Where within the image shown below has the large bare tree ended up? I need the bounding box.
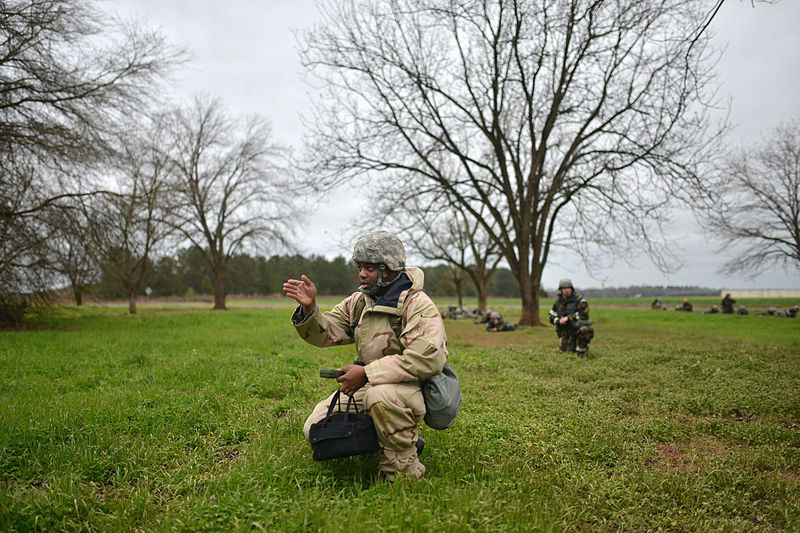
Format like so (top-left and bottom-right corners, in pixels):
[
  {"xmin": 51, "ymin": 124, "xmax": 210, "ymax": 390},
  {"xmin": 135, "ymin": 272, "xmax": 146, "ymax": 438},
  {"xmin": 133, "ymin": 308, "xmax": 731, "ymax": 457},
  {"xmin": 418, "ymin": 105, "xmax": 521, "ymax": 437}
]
[
  {"xmin": 709, "ymin": 118, "xmax": 800, "ymax": 276},
  {"xmin": 165, "ymin": 98, "xmax": 294, "ymax": 310},
  {"xmin": 0, "ymin": 0, "xmax": 182, "ymax": 321},
  {"xmin": 300, "ymin": 0, "xmax": 726, "ymax": 325}
]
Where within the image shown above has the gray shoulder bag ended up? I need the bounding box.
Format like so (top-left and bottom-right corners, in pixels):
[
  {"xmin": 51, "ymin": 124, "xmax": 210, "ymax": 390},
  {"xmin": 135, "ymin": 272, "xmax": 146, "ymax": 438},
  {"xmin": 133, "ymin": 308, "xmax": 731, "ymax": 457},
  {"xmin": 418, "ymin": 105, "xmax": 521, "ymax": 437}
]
[{"xmin": 421, "ymin": 362, "xmax": 461, "ymax": 430}]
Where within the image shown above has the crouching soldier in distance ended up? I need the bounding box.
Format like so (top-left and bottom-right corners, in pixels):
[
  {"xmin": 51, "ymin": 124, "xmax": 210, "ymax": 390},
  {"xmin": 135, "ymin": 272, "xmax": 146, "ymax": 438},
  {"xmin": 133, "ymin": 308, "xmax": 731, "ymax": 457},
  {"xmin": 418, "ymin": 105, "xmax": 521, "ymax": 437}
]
[
  {"xmin": 549, "ymin": 278, "xmax": 594, "ymax": 357},
  {"xmin": 721, "ymin": 293, "xmax": 736, "ymax": 314},
  {"xmin": 486, "ymin": 311, "xmax": 517, "ymax": 332},
  {"xmin": 282, "ymin": 231, "xmax": 448, "ymax": 481}
]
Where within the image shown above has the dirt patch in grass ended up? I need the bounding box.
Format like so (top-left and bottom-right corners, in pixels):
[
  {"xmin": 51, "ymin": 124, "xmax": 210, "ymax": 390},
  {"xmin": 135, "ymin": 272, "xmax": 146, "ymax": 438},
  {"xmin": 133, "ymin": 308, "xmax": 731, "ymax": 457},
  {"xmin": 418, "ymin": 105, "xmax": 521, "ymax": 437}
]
[
  {"xmin": 215, "ymin": 449, "xmax": 241, "ymax": 463},
  {"xmin": 649, "ymin": 444, "xmax": 701, "ymax": 474},
  {"xmin": 649, "ymin": 438, "xmax": 728, "ymax": 474},
  {"xmin": 445, "ymin": 320, "xmax": 550, "ymax": 349},
  {"xmin": 458, "ymin": 330, "xmax": 542, "ymax": 348},
  {"xmin": 776, "ymin": 470, "xmax": 799, "ymax": 482}
]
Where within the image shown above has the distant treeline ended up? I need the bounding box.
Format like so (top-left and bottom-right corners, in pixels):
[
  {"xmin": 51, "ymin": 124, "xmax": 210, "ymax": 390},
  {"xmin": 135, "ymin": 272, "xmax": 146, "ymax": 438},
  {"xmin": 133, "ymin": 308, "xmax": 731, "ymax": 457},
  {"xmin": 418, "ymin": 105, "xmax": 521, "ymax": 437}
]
[{"xmin": 91, "ymin": 248, "xmax": 526, "ymax": 300}]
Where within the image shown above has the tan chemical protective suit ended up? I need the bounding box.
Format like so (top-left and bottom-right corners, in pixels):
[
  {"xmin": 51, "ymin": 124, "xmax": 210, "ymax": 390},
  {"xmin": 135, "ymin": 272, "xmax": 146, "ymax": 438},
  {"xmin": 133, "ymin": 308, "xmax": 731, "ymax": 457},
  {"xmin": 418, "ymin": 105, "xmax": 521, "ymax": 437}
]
[{"xmin": 293, "ymin": 267, "xmax": 448, "ymax": 478}]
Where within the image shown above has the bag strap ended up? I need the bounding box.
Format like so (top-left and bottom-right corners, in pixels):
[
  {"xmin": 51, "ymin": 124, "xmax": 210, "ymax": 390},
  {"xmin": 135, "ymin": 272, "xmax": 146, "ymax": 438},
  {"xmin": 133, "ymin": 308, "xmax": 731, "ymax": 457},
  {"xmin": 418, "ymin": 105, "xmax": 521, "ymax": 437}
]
[
  {"xmin": 388, "ymin": 314, "xmax": 402, "ymax": 339},
  {"xmin": 348, "ymin": 293, "xmax": 367, "ymax": 340}
]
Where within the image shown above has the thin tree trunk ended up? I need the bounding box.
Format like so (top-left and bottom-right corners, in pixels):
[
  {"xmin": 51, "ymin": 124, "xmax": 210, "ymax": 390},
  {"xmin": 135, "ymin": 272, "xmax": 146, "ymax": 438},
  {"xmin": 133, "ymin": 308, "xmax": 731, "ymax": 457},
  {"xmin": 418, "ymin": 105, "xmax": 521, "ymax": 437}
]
[
  {"xmin": 128, "ymin": 288, "xmax": 137, "ymax": 315},
  {"xmin": 213, "ymin": 268, "xmax": 227, "ymax": 310}
]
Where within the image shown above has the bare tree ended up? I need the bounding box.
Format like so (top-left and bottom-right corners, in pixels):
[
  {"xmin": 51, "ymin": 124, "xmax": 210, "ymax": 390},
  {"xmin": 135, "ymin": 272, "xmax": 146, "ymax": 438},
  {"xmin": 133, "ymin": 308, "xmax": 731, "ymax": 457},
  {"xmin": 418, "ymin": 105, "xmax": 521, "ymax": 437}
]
[
  {"xmin": 0, "ymin": 154, "xmax": 54, "ymax": 324},
  {"xmin": 0, "ymin": 0, "xmax": 182, "ymax": 320},
  {"xmin": 710, "ymin": 118, "xmax": 800, "ymax": 276},
  {"xmin": 84, "ymin": 120, "xmax": 176, "ymax": 314},
  {"xmin": 165, "ymin": 97, "xmax": 294, "ymax": 310},
  {"xmin": 300, "ymin": 0, "xmax": 726, "ymax": 325},
  {"xmin": 43, "ymin": 204, "xmax": 99, "ymax": 306}
]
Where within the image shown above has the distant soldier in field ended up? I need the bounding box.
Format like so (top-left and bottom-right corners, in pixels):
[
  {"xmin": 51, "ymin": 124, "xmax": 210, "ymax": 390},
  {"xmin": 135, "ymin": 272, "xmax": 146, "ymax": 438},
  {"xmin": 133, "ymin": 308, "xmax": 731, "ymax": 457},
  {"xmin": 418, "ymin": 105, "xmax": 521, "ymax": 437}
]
[
  {"xmin": 651, "ymin": 298, "xmax": 663, "ymax": 310},
  {"xmin": 548, "ymin": 278, "xmax": 594, "ymax": 357},
  {"xmin": 787, "ymin": 305, "xmax": 799, "ymax": 318},
  {"xmin": 721, "ymin": 293, "xmax": 736, "ymax": 314},
  {"xmin": 680, "ymin": 299, "xmax": 693, "ymax": 312},
  {"xmin": 705, "ymin": 305, "xmax": 720, "ymax": 314},
  {"xmin": 465, "ymin": 307, "xmax": 481, "ymax": 319},
  {"xmin": 282, "ymin": 231, "xmax": 448, "ymax": 481},
  {"xmin": 485, "ymin": 311, "xmax": 517, "ymax": 332},
  {"xmin": 474, "ymin": 310, "xmax": 493, "ymax": 324},
  {"xmin": 737, "ymin": 305, "xmax": 749, "ymax": 315}
]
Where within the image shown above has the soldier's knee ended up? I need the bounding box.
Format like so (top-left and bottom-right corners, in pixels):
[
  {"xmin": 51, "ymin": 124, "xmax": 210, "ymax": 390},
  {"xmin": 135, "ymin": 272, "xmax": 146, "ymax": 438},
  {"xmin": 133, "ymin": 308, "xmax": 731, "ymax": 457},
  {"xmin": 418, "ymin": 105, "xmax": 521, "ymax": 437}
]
[
  {"xmin": 364, "ymin": 383, "xmax": 393, "ymax": 406},
  {"xmin": 364, "ymin": 383, "xmax": 424, "ymax": 420}
]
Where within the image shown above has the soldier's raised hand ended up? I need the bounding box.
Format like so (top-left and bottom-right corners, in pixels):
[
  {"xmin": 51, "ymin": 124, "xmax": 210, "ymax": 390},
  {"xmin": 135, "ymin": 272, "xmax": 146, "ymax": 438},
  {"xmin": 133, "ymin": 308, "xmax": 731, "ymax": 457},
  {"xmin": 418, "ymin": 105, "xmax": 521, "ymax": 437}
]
[{"xmin": 282, "ymin": 275, "xmax": 317, "ymax": 315}]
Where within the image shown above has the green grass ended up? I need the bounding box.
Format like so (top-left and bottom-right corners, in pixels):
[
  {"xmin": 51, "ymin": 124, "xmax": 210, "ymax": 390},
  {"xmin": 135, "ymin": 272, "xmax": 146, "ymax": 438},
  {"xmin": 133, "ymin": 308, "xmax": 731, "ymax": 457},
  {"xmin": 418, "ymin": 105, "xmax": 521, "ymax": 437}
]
[{"xmin": 1, "ymin": 301, "xmax": 798, "ymax": 532}]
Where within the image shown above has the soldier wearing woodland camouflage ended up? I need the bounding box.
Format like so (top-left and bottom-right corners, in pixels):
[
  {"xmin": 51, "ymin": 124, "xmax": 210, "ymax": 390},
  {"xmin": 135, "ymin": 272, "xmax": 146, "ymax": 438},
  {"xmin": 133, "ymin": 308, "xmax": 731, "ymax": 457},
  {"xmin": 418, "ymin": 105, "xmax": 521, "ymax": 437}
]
[
  {"xmin": 283, "ymin": 231, "xmax": 448, "ymax": 481},
  {"xmin": 721, "ymin": 293, "xmax": 736, "ymax": 314},
  {"xmin": 548, "ymin": 278, "xmax": 594, "ymax": 357},
  {"xmin": 486, "ymin": 311, "xmax": 517, "ymax": 332}
]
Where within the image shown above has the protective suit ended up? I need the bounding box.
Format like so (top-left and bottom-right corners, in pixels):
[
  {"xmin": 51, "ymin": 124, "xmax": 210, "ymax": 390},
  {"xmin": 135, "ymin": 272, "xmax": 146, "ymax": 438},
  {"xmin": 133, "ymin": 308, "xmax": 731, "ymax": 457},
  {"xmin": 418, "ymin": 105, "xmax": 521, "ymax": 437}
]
[{"xmin": 293, "ymin": 266, "xmax": 448, "ymax": 479}]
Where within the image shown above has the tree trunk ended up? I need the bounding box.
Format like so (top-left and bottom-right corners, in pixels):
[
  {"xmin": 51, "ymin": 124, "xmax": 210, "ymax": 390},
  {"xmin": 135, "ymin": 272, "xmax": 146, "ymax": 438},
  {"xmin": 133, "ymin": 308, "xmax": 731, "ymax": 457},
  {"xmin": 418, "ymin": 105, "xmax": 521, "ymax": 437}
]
[
  {"xmin": 518, "ymin": 271, "xmax": 543, "ymax": 326},
  {"xmin": 455, "ymin": 278, "xmax": 463, "ymax": 309},
  {"xmin": 128, "ymin": 288, "xmax": 137, "ymax": 315},
  {"xmin": 213, "ymin": 268, "xmax": 227, "ymax": 310},
  {"xmin": 73, "ymin": 285, "xmax": 83, "ymax": 306},
  {"xmin": 475, "ymin": 279, "xmax": 488, "ymax": 311}
]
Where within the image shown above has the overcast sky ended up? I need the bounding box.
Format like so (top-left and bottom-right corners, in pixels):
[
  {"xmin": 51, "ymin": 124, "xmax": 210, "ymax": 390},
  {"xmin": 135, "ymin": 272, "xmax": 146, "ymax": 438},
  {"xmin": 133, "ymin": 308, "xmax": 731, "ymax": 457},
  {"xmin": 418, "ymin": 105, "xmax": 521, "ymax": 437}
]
[{"xmin": 112, "ymin": 0, "xmax": 800, "ymax": 291}]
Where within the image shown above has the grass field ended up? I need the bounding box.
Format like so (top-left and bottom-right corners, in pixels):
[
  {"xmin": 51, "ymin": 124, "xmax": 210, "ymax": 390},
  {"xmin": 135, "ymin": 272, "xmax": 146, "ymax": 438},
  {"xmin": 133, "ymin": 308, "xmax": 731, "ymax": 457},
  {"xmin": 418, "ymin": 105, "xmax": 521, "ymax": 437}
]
[{"xmin": 1, "ymin": 299, "xmax": 799, "ymax": 532}]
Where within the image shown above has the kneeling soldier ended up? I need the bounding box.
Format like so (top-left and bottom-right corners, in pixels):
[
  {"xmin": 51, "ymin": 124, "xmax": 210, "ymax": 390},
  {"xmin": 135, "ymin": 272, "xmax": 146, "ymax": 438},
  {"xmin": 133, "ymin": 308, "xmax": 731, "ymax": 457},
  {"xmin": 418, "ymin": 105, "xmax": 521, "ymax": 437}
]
[
  {"xmin": 548, "ymin": 278, "xmax": 594, "ymax": 357},
  {"xmin": 283, "ymin": 231, "xmax": 448, "ymax": 481}
]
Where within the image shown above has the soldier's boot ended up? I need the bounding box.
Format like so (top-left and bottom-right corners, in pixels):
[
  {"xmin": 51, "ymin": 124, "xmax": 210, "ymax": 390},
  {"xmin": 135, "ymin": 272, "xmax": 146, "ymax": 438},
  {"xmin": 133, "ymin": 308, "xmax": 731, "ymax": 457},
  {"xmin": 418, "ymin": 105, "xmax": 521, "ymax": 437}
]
[
  {"xmin": 576, "ymin": 326, "xmax": 594, "ymax": 357},
  {"xmin": 569, "ymin": 337, "xmax": 578, "ymax": 353},
  {"xmin": 559, "ymin": 336, "xmax": 569, "ymax": 352},
  {"xmin": 379, "ymin": 445, "xmax": 425, "ymax": 482}
]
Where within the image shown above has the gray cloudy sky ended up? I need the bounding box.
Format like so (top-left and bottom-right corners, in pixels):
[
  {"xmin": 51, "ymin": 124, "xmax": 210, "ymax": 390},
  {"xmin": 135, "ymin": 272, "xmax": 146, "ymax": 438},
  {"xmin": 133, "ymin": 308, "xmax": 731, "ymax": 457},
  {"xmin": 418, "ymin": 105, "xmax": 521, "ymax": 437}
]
[{"xmin": 112, "ymin": 0, "xmax": 800, "ymax": 291}]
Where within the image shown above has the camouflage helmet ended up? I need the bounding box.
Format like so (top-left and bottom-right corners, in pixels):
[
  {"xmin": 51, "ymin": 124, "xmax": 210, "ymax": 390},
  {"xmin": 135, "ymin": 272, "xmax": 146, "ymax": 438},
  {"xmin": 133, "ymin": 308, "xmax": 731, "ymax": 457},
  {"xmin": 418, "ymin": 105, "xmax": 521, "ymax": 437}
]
[
  {"xmin": 558, "ymin": 278, "xmax": 574, "ymax": 289},
  {"xmin": 352, "ymin": 231, "xmax": 406, "ymax": 271}
]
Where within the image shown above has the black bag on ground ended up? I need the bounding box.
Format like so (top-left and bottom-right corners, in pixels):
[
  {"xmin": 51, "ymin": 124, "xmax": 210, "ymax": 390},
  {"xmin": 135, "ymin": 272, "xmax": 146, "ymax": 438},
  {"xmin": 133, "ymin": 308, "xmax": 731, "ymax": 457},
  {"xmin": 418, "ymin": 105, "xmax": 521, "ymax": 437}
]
[
  {"xmin": 422, "ymin": 362, "xmax": 462, "ymax": 430},
  {"xmin": 308, "ymin": 390, "xmax": 380, "ymax": 461}
]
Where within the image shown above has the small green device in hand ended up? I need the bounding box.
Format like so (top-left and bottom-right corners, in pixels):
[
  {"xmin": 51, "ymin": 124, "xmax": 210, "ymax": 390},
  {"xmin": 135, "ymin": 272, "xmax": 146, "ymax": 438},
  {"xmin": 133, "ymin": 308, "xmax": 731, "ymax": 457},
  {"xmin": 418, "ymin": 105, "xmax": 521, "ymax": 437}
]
[{"xmin": 319, "ymin": 368, "xmax": 345, "ymax": 379}]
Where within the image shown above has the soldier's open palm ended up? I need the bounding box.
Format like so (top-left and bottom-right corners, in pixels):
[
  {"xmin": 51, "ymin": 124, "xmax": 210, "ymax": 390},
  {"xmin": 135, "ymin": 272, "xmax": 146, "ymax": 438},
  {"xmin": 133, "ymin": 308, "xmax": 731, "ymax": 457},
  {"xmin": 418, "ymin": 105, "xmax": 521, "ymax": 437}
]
[{"xmin": 282, "ymin": 275, "xmax": 317, "ymax": 307}]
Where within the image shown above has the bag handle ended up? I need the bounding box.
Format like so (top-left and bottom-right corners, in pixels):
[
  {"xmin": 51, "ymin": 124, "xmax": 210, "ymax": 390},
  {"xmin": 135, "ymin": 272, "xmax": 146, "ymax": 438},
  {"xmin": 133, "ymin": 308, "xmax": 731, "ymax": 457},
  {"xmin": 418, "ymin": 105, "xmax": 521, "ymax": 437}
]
[{"xmin": 322, "ymin": 390, "xmax": 361, "ymax": 424}]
